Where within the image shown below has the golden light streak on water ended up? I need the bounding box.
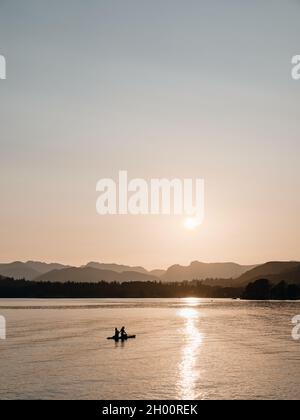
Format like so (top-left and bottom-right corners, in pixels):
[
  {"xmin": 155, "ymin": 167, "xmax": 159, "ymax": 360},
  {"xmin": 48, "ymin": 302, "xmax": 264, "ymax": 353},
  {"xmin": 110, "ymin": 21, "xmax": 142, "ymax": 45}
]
[{"xmin": 177, "ymin": 305, "xmax": 203, "ymax": 399}]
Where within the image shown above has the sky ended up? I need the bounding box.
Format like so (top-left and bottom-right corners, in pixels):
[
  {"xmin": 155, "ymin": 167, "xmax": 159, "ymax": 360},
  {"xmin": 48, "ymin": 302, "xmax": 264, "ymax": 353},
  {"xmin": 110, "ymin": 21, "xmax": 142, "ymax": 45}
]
[{"xmin": 0, "ymin": 0, "xmax": 299, "ymax": 269}]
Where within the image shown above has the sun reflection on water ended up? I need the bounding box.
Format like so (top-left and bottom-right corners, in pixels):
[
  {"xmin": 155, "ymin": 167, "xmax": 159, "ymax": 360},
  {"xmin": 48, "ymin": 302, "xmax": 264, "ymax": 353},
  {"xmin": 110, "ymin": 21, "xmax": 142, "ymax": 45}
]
[{"xmin": 177, "ymin": 305, "xmax": 203, "ymax": 400}]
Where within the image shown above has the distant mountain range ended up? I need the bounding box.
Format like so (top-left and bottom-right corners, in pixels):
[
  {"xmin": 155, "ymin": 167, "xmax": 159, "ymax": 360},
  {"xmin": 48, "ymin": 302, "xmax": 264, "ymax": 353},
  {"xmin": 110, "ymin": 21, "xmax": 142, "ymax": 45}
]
[
  {"xmin": 33, "ymin": 267, "xmax": 159, "ymax": 283},
  {"xmin": 84, "ymin": 261, "xmax": 148, "ymax": 274},
  {"xmin": 26, "ymin": 261, "xmax": 71, "ymax": 274},
  {"xmin": 0, "ymin": 262, "xmax": 40, "ymax": 280},
  {"xmin": 0, "ymin": 261, "xmax": 70, "ymax": 280},
  {"xmin": 162, "ymin": 261, "xmax": 255, "ymax": 283},
  {"xmin": 0, "ymin": 260, "xmax": 300, "ymax": 286}
]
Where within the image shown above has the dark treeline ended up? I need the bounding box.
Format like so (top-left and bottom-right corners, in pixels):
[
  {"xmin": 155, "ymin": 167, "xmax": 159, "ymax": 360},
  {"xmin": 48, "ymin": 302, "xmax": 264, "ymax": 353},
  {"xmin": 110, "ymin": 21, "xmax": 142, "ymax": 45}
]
[
  {"xmin": 0, "ymin": 277, "xmax": 242, "ymax": 299},
  {"xmin": 0, "ymin": 277, "xmax": 299, "ymax": 300},
  {"xmin": 243, "ymin": 279, "xmax": 300, "ymax": 300}
]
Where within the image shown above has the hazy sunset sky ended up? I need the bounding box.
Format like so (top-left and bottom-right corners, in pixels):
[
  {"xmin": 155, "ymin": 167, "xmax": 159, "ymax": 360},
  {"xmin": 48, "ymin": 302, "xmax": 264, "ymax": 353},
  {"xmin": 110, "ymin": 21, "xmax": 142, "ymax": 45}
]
[{"xmin": 0, "ymin": 0, "xmax": 299, "ymax": 269}]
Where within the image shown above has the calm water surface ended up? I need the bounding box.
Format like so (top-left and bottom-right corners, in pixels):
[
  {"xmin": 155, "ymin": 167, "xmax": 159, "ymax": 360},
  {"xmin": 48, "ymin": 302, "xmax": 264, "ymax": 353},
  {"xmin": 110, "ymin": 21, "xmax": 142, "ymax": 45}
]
[{"xmin": 0, "ymin": 298, "xmax": 299, "ymax": 400}]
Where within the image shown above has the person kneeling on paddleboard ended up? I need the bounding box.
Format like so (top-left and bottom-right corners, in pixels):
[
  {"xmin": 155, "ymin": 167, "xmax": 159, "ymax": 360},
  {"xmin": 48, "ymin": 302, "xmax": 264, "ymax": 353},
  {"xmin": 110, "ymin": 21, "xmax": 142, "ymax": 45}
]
[
  {"xmin": 120, "ymin": 326, "xmax": 127, "ymax": 339},
  {"xmin": 114, "ymin": 327, "xmax": 120, "ymax": 340}
]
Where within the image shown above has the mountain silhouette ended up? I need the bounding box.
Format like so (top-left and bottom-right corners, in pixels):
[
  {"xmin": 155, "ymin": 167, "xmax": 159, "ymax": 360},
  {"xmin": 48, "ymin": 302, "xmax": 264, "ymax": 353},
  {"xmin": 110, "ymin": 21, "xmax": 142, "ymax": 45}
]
[
  {"xmin": 234, "ymin": 261, "xmax": 300, "ymax": 286},
  {"xmin": 25, "ymin": 261, "xmax": 70, "ymax": 274},
  {"xmin": 1, "ymin": 259, "xmax": 300, "ymax": 285},
  {"xmin": 33, "ymin": 267, "xmax": 159, "ymax": 283},
  {"xmin": 83, "ymin": 261, "xmax": 148, "ymax": 274},
  {"xmin": 0, "ymin": 262, "xmax": 40, "ymax": 280},
  {"xmin": 162, "ymin": 261, "xmax": 256, "ymax": 282}
]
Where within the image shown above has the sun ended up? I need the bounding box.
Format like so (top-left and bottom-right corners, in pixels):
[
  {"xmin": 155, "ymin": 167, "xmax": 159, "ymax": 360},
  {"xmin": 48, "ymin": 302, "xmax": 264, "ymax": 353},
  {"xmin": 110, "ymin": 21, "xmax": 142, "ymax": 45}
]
[{"xmin": 184, "ymin": 217, "xmax": 200, "ymax": 230}]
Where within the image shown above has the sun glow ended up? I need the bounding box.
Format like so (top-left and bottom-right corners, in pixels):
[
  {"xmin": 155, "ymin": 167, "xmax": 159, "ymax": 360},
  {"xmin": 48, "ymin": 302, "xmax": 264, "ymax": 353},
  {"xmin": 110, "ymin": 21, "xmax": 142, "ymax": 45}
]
[{"xmin": 184, "ymin": 217, "xmax": 200, "ymax": 230}]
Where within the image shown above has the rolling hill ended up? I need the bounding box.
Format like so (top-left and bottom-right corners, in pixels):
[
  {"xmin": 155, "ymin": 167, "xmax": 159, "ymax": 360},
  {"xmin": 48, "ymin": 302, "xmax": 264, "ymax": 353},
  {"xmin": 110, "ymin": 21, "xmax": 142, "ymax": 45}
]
[{"xmin": 234, "ymin": 261, "xmax": 300, "ymax": 286}]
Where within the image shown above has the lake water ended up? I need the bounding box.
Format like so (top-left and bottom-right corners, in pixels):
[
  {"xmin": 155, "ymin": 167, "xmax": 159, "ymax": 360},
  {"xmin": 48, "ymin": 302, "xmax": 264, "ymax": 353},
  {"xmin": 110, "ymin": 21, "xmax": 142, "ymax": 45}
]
[{"xmin": 0, "ymin": 298, "xmax": 299, "ymax": 400}]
